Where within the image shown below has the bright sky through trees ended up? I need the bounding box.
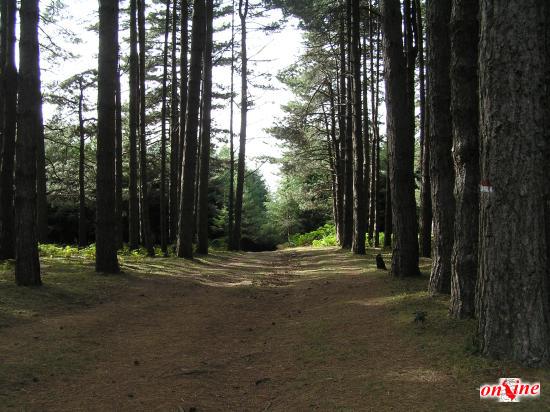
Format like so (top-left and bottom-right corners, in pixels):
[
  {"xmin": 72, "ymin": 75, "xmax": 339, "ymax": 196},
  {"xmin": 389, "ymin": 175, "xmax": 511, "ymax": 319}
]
[{"xmin": 40, "ymin": 0, "xmax": 304, "ymax": 190}]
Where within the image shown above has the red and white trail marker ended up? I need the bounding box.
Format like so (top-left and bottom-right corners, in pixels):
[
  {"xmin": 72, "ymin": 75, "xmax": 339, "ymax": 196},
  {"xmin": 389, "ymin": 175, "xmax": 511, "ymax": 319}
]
[{"xmin": 480, "ymin": 179, "xmax": 494, "ymax": 193}]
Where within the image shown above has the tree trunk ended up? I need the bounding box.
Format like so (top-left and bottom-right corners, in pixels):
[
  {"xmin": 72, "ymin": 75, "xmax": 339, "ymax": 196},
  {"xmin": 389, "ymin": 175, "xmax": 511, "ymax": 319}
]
[
  {"xmin": 341, "ymin": 3, "xmax": 353, "ymax": 250},
  {"xmin": 427, "ymin": 0, "xmax": 454, "ymax": 293},
  {"xmin": 95, "ymin": 0, "xmax": 120, "ymax": 274},
  {"xmin": 227, "ymin": 0, "xmax": 236, "ymax": 248},
  {"xmin": 350, "ymin": 0, "xmax": 365, "ymax": 255},
  {"xmin": 138, "ymin": 0, "xmax": 154, "ymax": 256},
  {"xmin": 194, "ymin": 98, "xmax": 202, "ymax": 241},
  {"xmin": 128, "ymin": 0, "xmax": 140, "ymax": 250},
  {"xmin": 372, "ymin": 6, "xmax": 381, "ymax": 248},
  {"xmin": 366, "ymin": 17, "xmax": 375, "ymax": 245},
  {"xmin": 0, "ymin": 0, "xmax": 5, "ymax": 160},
  {"xmin": 177, "ymin": 0, "xmax": 205, "ymax": 259},
  {"xmin": 403, "ymin": 0, "xmax": 417, "ymax": 154},
  {"xmin": 383, "ymin": 151, "xmax": 391, "ymax": 248},
  {"xmin": 337, "ymin": 14, "xmax": 347, "ymax": 247},
  {"xmin": 404, "ymin": 0, "xmax": 418, "ymax": 258},
  {"xmin": 327, "ymin": 133, "xmax": 338, "ymax": 232},
  {"xmin": 417, "ymin": 0, "xmax": 432, "ymax": 258},
  {"xmin": 178, "ymin": 0, "xmax": 189, "ymax": 221},
  {"xmin": 78, "ymin": 80, "xmax": 87, "ymax": 247},
  {"xmin": 419, "ymin": 111, "xmax": 432, "ymax": 257},
  {"xmin": 449, "ymin": 0, "xmax": 479, "ymax": 319},
  {"xmin": 14, "ymin": 0, "xmax": 42, "ymax": 285},
  {"xmin": 343, "ymin": 3, "xmax": 354, "ymax": 251},
  {"xmin": 169, "ymin": 0, "xmax": 179, "ymax": 244},
  {"xmin": 328, "ymin": 80, "xmax": 343, "ymax": 243},
  {"xmin": 160, "ymin": 0, "xmax": 171, "ymax": 256},
  {"xmin": 477, "ymin": 0, "xmax": 550, "ymax": 367},
  {"xmin": 0, "ymin": 0, "xmax": 17, "ymax": 260},
  {"xmin": 368, "ymin": 1, "xmax": 378, "ymax": 246},
  {"xmin": 404, "ymin": 0, "xmax": 417, "ymax": 269},
  {"xmin": 231, "ymin": 0, "xmax": 249, "ymax": 251},
  {"xmin": 36, "ymin": 105, "xmax": 47, "ymax": 243},
  {"xmin": 115, "ymin": 62, "xmax": 123, "ymax": 249},
  {"xmin": 381, "ymin": 0, "xmax": 419, "ymax": 277},
  {"xmin": 197, "ymin": 0, "xmax": 214, "ymax": 255},
  {"xmin": 322, "ymin": 101, "xmax": 338, "ymax": 230}
]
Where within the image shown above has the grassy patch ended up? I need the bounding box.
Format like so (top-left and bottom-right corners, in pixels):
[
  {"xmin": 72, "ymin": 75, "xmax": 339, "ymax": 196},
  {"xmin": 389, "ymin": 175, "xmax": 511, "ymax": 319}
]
[
  {"xmin": 0, "ymin": 258, "xmax": 135, "ymax": 327},
  {"xmin": 377, "ymin": 270, "xmax": 550, "ymax": 391}
]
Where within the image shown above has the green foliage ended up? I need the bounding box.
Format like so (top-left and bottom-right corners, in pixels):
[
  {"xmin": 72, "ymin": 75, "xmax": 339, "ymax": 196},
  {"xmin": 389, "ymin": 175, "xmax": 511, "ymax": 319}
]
[
  {"xmin": 38, "ymin": 244, "xmax": 173, "ymax": 260},
  {"xmin": 290, "ymin": 224, "xmax": 336, "ymax": 247},
  {"xmin": 39, "ymin": 244, "xmax": 96, "ymax": 259},
  {"xmin": 241, "ymin": 172, "xmax": 270, "ymax": 242},
  {"xmin": 366, "ymin": 232, "xmax": 386, "ymax": 248},
  {"xmin": 312, "ymin": 233, "xmax": 337, "ymax": 247},
  {"xmin": 210, "ymin": 147, "xmax": 281, "ymax": 248}
]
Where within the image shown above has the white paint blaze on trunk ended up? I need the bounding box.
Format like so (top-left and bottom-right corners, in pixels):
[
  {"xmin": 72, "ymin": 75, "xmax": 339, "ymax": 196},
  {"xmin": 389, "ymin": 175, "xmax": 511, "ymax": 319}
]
[{"xmin": 477, "ymin": 0, "xmax": 550, "ymax": 367}]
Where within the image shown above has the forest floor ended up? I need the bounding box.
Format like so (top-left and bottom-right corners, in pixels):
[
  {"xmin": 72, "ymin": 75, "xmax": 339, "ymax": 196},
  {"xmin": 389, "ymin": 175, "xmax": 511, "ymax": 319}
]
[{"xmin": 0, "ymin": 247, "xmax": 548, "ymax": 411}]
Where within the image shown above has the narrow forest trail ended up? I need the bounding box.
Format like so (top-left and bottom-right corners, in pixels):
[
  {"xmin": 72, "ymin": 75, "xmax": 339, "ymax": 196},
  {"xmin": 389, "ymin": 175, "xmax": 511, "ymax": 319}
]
[{"xmin": 1, "ymin": 248, "xmax": 548, "ymax": 411}]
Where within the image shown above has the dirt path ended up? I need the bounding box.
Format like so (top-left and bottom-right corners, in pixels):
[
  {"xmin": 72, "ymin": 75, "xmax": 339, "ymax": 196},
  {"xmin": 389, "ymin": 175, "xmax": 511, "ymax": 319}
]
[{"xmin": 1, "ymin": 248, "xmax": 546, "ymax": 411}]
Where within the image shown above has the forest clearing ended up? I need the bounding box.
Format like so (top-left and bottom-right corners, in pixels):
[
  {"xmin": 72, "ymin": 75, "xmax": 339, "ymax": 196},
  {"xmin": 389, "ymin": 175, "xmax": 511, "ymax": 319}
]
[{"xmin": 1, "ymin": 248, "xmax": 548, "ymax": 410}]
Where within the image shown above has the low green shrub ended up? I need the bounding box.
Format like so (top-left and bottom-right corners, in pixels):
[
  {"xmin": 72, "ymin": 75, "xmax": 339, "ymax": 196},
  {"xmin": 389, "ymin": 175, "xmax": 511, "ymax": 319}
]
[
  {"xmin": 312, "ymin": 233, "xmax": 337, "ymax": 247},
  {"xmin": 291, "ymin": 224, "xmax": 336, "ymax": 247},
  {"xmin": 38, "ymin": 243, "xmax": 158, "ymax": 260},
  {"xmin": 38, "ymin": 244, "xmax": 95, "ymax": 259}
]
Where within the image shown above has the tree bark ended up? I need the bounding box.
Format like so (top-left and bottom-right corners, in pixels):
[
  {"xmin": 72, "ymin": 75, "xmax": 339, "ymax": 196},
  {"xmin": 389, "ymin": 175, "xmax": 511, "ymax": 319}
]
[
  {"xmin": 0, "ymin": 0, "xmax": 5, "ymax": 160},
  {"xmin": 427, "ymin": 0, "xmax": 454, "ymax": 293},
  {"xmin": 350, "ymin": 0, "xmax": 365, "ymax": 255},
  {"xmin": 194, "ymin": 97, "xmax": 202, "ymax": 241},
  {"xmin": 477, "ymin": 0, "xmax": 550, "ymax": 367},
  {"xmin": 36, "ymin": 103, "xmax": 47, "ymax": 243},
  {"xmin": 328, "ymin": 80, "xmax": 343, "ymax": 243},
  {"xmin": 383, "ymin": 151, "xmax": 391, "ymax": 248},
  {"xmin": 449, "ymin": 0, "xmax": 479, "ymax": 319},
  {"xmin": 403, "ymin": 0, "xmax": 417, "ymax": 177},
  {"xmin": 177, "ymin": 0, "xmax": 205, "ymax": 258},
  {"xmin": 0, "ymin": 0, "xmax": 17, "ymax": 260},
  {"xmin": 160, "ymin": 0, "xmax": 171, "ymax": 256},
  {"xmin": 128, "ymin": 0, "xmax": 140, "ymax": 250},
  {"xmin": 115, "ymin": 62, "xmax": 123, "ymax": 249},
  {"xmin": 381, "ymin": 0, "xmax": 419, "ymax": 277},
  {"xmin": 372, "ymin": 6, "xmax": 381, "ymax": 248},
  {"xmin": 178, "ymin": 0, "xmax": 189, "ymax": 223},
  {"xmin": 337, "ymin": 12, "xmax": 347, "ymax": 247},
  {"xmin": 78, "ymin": 79, "xmax": 87, "ymax": 247},
  {"xmin": 404, "ymin": 0, "xmax": 418, "ymax": 259},
  {"xmin": 95, "ymin": 0, "xmax": 120, "ymax": 273},
  {"xmin": 366, "ymin": 9, "xmax": 375, "ymax": 246},
  {"xmin": 231, "ymin": 0, "xmax": 249, "ymax": 251},
  {"xmin": 169, "ymin": 0, "xmax": 179, "ymax": 243},
  {"xmin": 227, "ymin": 0, "xmax": 236, "ymax": 248},
  {"xmin": 197, "ymin": 0, "xmax": 214, "ymax": 255},
  {"xmin": 342, "ymin": 0, "xmax": 353, "ymax": 251},
  {"xmin": 14, "ymin": 0, "xmax": 42, "ymax": 285},
  {"xmin": 138, "ymin": 0, "xmax": 154, "ymax": 256},
  {"xmin": 417, "ymin": 0, "xmax": 431, "ymax": 258}
]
